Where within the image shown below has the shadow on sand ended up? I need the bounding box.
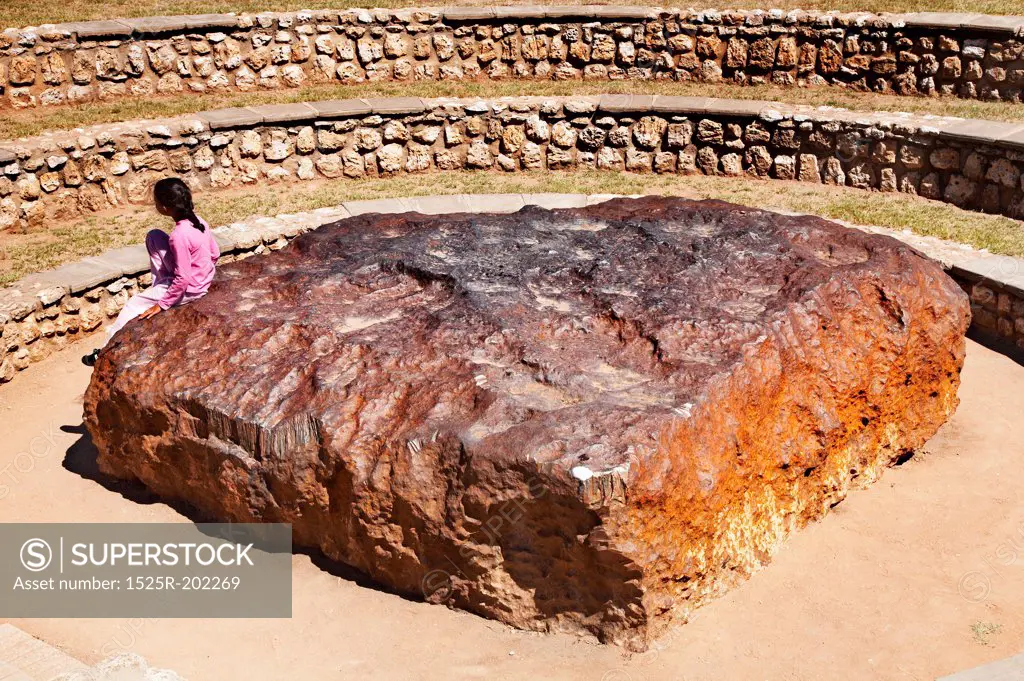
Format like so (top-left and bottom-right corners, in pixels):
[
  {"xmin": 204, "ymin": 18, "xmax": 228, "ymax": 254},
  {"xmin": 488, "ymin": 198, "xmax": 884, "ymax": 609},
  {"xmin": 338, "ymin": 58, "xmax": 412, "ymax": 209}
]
[
  {"xmin": 60, "ymin": 423, "xmax": 413, "ymax": 598},
  {"xmin": 968, "ymin": 327, "xmax": 1024, "ymax": 367}
]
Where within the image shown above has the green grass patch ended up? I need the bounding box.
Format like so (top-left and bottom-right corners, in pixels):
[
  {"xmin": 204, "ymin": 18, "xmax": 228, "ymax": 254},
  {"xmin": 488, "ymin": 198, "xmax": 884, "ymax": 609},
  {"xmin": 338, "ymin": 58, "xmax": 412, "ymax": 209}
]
[{"xmin": 971, "ymin": 621, "xmax": 1002, "ymax": 646}]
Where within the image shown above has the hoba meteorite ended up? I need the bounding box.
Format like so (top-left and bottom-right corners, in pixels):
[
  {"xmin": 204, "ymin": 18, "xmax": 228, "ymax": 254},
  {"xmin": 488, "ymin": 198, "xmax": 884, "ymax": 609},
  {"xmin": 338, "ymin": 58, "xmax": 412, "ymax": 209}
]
[{"xmin": 85, "ymin": 197, "xmax": 969, "ymax": 649}]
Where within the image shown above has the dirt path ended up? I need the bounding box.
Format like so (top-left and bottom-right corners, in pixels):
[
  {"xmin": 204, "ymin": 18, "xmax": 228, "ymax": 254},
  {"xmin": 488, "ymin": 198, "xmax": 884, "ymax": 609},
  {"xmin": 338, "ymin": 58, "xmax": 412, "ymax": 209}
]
[{"xmin": 1, "ymin": 335, "xmax": 1022, "ymax": 681}]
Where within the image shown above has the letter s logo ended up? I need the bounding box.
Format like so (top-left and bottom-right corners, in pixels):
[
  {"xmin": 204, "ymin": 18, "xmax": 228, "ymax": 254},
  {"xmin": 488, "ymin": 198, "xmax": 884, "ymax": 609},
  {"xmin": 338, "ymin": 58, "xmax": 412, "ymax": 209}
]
[{"xmin": 20, "ymin": 538, "xmax": 52, "ymax": 572}]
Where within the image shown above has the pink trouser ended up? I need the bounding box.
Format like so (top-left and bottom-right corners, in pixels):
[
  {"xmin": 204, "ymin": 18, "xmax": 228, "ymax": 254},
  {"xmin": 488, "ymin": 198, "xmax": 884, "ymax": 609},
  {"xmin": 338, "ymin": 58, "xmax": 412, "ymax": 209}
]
[{"xmin": 103, "ymin": 230, "xmax": 204, "ymax": 345}]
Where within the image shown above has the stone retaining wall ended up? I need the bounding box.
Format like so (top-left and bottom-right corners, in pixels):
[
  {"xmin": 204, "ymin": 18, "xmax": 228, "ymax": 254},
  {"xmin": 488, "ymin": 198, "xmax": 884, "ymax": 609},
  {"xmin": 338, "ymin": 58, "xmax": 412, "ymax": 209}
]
[
  {"xmin": 952, "ymin": 256, "xmax": 1024, "ymax": 348},
  {"xmin": 2, "ymin": 192, "xmax": 1024, "ymax": 385},
  {"xmin": 2, "ymin": 94, "xmax": 1024, "ymax": 232},
  {"xmin": 2, "ymin": 8, "xmax": 1023, "ymax": 110}
]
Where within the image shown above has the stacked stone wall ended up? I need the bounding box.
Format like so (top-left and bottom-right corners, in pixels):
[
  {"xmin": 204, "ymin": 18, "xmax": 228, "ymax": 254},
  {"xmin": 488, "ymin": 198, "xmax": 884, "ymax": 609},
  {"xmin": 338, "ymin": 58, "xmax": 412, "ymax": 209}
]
[
  {"xmin": 1, "ymin": 8, "xmax": 1023, "ymax": 110},
  {"xmin": 1, "ymin": 95, "xmax": 1023, "ymax": 233}
]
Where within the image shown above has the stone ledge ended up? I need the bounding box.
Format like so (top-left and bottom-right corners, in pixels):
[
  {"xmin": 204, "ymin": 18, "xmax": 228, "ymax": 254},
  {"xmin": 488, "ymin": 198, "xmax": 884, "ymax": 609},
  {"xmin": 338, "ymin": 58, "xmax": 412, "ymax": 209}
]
[
  {"xmin": 702, "ymin": 98, "xmax": 770, "ymax": 117},
  {"xmin": 492, "ymin": 6, "xmax": 547, "ymax": 20},
  {"xmin": 598, "ymin": 94, "xmax": 655, "ymax": 113},
  {"xmin": 11, "ymin": 8, "xmax": 1024, "ymax": 37},
  {"xmin": 952, "ymin": 255, "xmax": 1024, "ymax": 298},
  {"xmin": 439, "ymin": 7, "xmax": 496, "ymax": 22},
  {"xmin": 198, "ymin": 107, "xmax": 264, "ymax": 130},
  {"xmin": 901, "ymin": 12, "xmax": 1024, "ymax": 34},
  {"xmin": 938, "ymin": 120, "xmax": 1024, "ymax": 146},
  {"xmin": 248, "ymin": 103, "xmax": 318, "ymax": 124},
  {"xmin": 308, "ymin": 99, "xmax": 374, "ymax": 119},
  {"xmin": 94, "ymin": 245, "xmax": 150, "ymax": 278},
  {"xmin": 589, "ymin": 5, "xmax": 660, "ymax": 19},
  {"xmin": 55, "ymin": 20, "xmax": 134, "ymax": 38},
  {"xmin": 48, "ymin": 259, "xmax": 124, "ymax": 294},
  {"xmin": 652, "ymin": 96, "xmax": 711, "ymax": 114},
  {"xmin": 181, "ymin": 13, "xmax": 241, "ymax": 30},
  {"xmin": 366, "ymin": 97, "xmax": 428, "ymax": 115},
  {"xmin": 122, "ymin": 15, "xmax": 191, "ymax": 35},
  {"xmin": 938, "ymin": 652, "xmax": 1024, "ymax": 681}
]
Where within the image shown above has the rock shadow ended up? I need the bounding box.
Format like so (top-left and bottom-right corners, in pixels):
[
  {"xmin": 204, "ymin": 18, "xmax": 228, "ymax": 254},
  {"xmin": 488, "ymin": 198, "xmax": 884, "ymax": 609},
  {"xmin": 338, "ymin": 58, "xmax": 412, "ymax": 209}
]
[
  {"xmin": 62, "ymin": 423, "xmax": 169, "ymax": 508},
  {"xmin": 60, "ymin": 423, "xmax": 414, "ymax": 599},
  {"xmin": 967, "ymin": 327, "xmax": 1024, "ymax": 367}
]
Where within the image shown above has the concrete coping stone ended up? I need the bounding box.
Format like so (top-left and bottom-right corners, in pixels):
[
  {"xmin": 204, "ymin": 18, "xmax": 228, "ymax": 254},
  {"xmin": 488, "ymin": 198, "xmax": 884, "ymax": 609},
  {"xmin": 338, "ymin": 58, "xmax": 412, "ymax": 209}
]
[
  {"xmin": 598, "ymin": 94, "xmax": 656, "ymax": 113},
  {"xmin": 492, "ymin": 6, "xmax": 548, "ymax": 20},
  {"xmin": 437, "ymin": 5, "xmax": 658, "ymax": 21},
  {"xmin": 356, "ymin": 193, "xmax": 578, "ymax": 216},
  {"xmin": 952, "ymin": 255, "xmax": 1024, "ymax": 298},
  {"xmin": 698, "ymin": 97, "xmax": 771, "ymax": 117},
  {"xmin": 587, "ymin": 193, "xmax": 630, "ymax": 206},
  {"xmin": 519, "ymin": 193, "xmax": 590, "ymax": 210},
  {"xmin": 467, "ymin": 193, "xmax": 528, "ymax": 213},
  {"xmin": 310, "ymin": 205, "xmax": 353, "ymax": 220},
  {"xmin": 651, "ymin": 95, "xmax": 709, "ymax": 114},
  {"xmin": 937, "ymin": 651, "xmax": 1024, "ymax": 681},
  {"xmin": 198, "ymin": 107, "xmax": 264, "ymax": 130},
  {"xmin": 248, "ymin": 103, "xmax": 318, "ymax": 124},
  {"xmin": 956, "ymin": 14, "xmax": 1024, "ymax": 33},
  {"xmin": 366, "ymin": 97, "xmax": 428, "ymax": 115},
  {"xmin": 900, "ymin": 12, "xmax": 972, "ymax": 29},
  {"xmin": 588, "ymin": 5, "xmax": 660, "ymax": 19},
  {"xmin": 340, "ymin": 197, "xmax": 412, "ymax": 216},
  {"xmin": 0, "ymin": 148, "xmax": 16, "ymax": 164},
  {"xmin": 219, "ymin": 227, "xmax": 260, "ymax": 251},
  {"xmin": 440, "ymin": 7, "xmax": 497, "ymax": 22},
  {"xmin": 93, "ymin": 245, "xmax": 150, "ymax": 278},
  {"xmin": 397, "ymin": 194, "xmax": 477, "ymax": 214},
  {"xmin": 51, "ymin": 14, "xmax": 236, "ymax": 38},
  {"xmin": 1003, "ymin": 127, "xmax": 1024, "ymax": 151},
  {"xmin": 342, "ymin": 194, "xmax": 530, "ymax": 216},
  {"xmin": 212, "ymin": 227, "xmax": 244, "ymax": 252},
  {"xmin": 55, "ymin": 20, "xmax": 134, "ymax": 38},
  {"xmin": 542, "ymin": 5, "xmax": 630, "ymax": 18},
  {"xmin": 13, "ymin": 7, "xmax": 1024, "ymax": 36},
  {"xmin": 938, "ymin": 119, "xmax": 1024, "ymax": 146},
  {"xmin": 46, "ymin": 258, "xmax": 123, "ymax": 294},
  {"xmin": 901, "ymin": 11, "xmax": 1023, "ymax": 33},
  {"xmin": 308, "ymin": 99, "xmax": 373, "ymax": 119},
  {"xmin": 122, "ymin": 16, "xmax": 191, "ymax": 35},
  {"xmin": 7, "ymin": 271, "xmax": 68, "ymax": 297},
  {"xmin": 181, "ymin": 14, "xmax": 241, "ymax": 30}
]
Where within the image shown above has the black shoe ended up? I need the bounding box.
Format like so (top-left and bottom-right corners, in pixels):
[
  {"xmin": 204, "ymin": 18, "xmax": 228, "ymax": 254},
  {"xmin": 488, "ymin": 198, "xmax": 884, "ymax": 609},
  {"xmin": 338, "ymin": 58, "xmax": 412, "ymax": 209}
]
[{"xmin": 82, "ymin": 349, "xmax": 100, "ymax": 367}]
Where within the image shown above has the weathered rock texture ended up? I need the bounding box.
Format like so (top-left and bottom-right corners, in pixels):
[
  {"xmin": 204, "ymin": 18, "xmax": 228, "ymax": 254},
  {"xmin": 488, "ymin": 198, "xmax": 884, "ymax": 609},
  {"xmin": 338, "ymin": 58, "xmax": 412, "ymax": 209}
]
[
  {"xmin": 85, "ymin": 197, "xmax": 969, "ymax": 648},
  {"xmin": 2, "ymin": 8, "xmax": 1023, "ymax": 110}
]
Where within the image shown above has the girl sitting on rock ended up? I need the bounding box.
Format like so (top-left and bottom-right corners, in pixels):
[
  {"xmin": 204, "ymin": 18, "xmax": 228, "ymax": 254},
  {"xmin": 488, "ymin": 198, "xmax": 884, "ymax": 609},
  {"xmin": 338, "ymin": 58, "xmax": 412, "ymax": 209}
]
[{"xmin": 83, "ymin": 178, "xmax": 219, "ymax": 366}]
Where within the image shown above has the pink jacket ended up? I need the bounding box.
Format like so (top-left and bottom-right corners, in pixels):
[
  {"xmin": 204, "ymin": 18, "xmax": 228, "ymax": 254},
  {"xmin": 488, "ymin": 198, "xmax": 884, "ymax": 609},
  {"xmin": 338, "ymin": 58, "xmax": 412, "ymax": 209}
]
[{"xmin": 158, "ymin": 218, "xmax": 220, "ymax": 310}]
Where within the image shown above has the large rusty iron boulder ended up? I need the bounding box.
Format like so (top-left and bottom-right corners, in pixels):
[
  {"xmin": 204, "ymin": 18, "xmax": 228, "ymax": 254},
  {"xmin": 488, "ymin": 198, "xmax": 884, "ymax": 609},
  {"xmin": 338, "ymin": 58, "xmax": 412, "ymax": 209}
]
[{"xmin": 84, "ymin": 197, "xmax": 970, "ymax": 649}]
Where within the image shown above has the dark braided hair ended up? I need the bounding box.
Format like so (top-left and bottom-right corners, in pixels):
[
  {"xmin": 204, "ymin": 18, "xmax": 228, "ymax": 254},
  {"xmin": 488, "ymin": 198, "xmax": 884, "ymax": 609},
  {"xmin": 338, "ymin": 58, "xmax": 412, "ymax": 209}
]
[{"xmin": 153, "ymin": 177, "xmax": 205, "ymax": 232}]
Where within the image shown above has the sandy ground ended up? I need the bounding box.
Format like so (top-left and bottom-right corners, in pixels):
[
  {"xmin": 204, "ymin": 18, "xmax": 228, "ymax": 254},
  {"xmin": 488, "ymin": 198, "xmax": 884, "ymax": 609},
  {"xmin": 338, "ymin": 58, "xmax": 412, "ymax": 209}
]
[{"xmin": 1, "ymin": 334, "xmax": 1023, "ymax": 681}]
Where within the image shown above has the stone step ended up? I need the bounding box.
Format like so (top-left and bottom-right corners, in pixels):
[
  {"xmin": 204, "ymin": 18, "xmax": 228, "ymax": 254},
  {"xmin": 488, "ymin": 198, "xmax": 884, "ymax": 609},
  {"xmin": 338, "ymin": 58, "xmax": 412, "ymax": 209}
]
[
  {"xmin": 0, "ymin": 625, "xmax": 88, "ymax": 681},
  {"xmin": 937, "ymin": 651, "xmax": 1024, "ymax": 680},
  {"xmin": 0, "ymin": 660, "xmax": 34, "ymax": 681}
]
